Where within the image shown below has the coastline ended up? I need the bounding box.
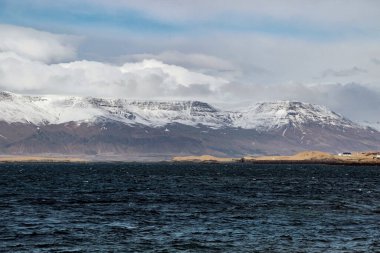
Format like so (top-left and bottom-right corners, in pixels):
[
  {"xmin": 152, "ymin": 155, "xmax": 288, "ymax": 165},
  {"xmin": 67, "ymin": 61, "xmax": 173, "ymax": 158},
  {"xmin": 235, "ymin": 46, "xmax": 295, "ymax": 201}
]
[
  {"xmin": 172, "ymin": 151, "xmax": 380, "ymax": 166},
  {"xmin": 0, "ymin": 151, "xmax": 379, "ymax": 165},
  {"xmin": 0, "ymin": 155, "xmax": 87, "ymax": 163}
]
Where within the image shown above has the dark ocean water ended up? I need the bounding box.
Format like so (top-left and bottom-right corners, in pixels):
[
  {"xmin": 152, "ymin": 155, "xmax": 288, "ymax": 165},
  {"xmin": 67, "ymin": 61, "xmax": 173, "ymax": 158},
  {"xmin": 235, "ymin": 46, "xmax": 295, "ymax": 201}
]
[{"xmin": 0, "ymin": 163, "xmax": 379, "ymax": 253}]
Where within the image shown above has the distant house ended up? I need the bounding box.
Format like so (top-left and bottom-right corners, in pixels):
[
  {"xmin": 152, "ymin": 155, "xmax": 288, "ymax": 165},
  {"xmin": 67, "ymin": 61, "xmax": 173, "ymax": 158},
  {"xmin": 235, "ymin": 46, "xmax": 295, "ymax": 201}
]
[
  {"xmin": 338, "ymin": 152, "xmax": 352, "ymax": 157},
  {"xmin": 374, "ymin": 154, "xmax": 380, "ymax": 160}
]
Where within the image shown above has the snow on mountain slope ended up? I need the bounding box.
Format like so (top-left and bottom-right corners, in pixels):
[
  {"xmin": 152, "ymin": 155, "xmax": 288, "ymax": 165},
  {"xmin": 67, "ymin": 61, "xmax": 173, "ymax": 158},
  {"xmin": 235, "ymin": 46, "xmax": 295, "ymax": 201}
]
[
  {"xmin": 361, "ymin": 121, "xmax": 380, "ymax": 131},
  {"xmin": 0, "ymin": 91, "xmax": 365, "ymax": 130},
  {"xmin": 0, "ymin": 91, "xmax": 230, "ymax": 127},
  {"xmin": 88, "ymin": 99, "xmax": 230, "ymax": 127},
  {"xmin": 232, "ymin": 101, "xmax": 359, "ymax": 131},
  {"xmin": 0, "ymin": 91, "xmax": 56, "ymax": 124},
  {"xmin": 0, "ymin": 92, "xmax": 103, "ymax": 124}
]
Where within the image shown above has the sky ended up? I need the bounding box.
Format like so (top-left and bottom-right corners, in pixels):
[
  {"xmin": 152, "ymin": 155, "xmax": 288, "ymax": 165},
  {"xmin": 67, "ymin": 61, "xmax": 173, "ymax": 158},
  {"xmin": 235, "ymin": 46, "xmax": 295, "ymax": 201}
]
[{"xmin": 0, "ymin": 0, "xmax": 379, "ymax": 122}]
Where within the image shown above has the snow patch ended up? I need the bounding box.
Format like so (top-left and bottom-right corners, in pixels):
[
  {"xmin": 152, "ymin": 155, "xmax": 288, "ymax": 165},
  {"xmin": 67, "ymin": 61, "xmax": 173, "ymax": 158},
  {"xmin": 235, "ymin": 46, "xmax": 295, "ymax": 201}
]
[{"xmin": 361, "ymin": 121, "xmax": 380, "ymax": 131}]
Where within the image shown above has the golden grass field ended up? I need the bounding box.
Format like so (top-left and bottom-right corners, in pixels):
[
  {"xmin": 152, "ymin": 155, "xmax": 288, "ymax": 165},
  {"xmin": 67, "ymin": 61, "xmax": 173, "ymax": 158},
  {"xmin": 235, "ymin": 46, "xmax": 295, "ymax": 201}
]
[
  {"xmin": 173, "ymin": 151, "xmax": 380, "ymax": 164},
  {"xmin": 0, "ymin": 156, "xmax": 87, "ymax": 163}
]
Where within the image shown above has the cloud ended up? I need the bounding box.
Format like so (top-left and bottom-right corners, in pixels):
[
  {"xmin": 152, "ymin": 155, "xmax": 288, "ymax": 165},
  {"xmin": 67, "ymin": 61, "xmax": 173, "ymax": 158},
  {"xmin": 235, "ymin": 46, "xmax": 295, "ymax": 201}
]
[
  {"xmin": 120, "ymin": 59, "xmax": 228, "ymax": 90},
  {"xmin": 0, "ymin": 25, "xmax": 227, "ymax": 100},
  {"xmin": 0, "ymin": 24, "xmax": 80, "ymax": 63},
  {"xmin": 320, "ymin": 67, "xmax": 367, "ymax": 78},
  {"xmin": 75, "ymin": 28, "xmax": 380, "ymax": 88},
  {"xmin": 3, "ymin": 0, "xmax": 380, "ymax": 42},
  {"xmin": 0, "ymin": 51, "xmax": 227, "ymax": 99},
  {"xmin": 371, "ymin": 58, "xmax": 380, "ymax": 65},
  {"xmin": 119, "ymin": 51, "xmax": 236, "ymax": 72},
  {"xmin": 0, "ymin": 24, "xmax": 379, "ymax": 123}
]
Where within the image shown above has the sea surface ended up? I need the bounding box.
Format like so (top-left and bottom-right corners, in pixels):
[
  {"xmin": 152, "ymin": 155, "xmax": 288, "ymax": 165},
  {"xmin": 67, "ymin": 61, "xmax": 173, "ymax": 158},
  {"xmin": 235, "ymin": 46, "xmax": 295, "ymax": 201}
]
[{"xmin": 0, "ymin": 163, "xmax": 379, "ymax": 252}]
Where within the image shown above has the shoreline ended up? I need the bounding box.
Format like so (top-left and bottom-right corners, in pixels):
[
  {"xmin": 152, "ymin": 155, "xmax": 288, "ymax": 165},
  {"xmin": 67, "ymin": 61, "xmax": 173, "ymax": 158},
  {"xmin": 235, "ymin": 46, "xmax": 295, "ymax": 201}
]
[
  {"xmin": 172, "ymin": 159, "xmax": 380, "ymax": 166},
  {"xmin": 0, "ymin": 160, "xmax": 379, "ymax": 166},
  {"xmin": 0, "ymin": 156, "xmax": 88, "ymax": 163},
  {"xmin": 0, "ymin": 151, "xmax": 379, "ymax": 166},
  {"xmin": 172, "ymin": 151, "xmax": 380, "ymax": 166}
]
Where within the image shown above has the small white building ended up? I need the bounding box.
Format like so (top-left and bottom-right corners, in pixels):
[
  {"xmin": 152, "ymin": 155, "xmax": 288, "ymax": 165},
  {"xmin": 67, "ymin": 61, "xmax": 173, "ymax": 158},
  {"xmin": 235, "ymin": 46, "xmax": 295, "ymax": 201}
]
[{"xmin": 338, "ymin": 152, "xmax": 352, "ymax": 157}]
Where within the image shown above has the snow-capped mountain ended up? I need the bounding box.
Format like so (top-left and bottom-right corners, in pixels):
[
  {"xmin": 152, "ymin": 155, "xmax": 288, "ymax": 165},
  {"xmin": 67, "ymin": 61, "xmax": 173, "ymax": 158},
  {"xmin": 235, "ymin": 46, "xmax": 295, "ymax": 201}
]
[
  {"xmin": 0, "ymin": 91, "xmax": 362, "ymax": 130},
  {"xmin": 231, "ymin": 101, "xmax": 359, "ymax": 131},
  {"xmin": 0, "ymin": 91, "xmax": 379, "ymax": 158},
  {"xmin": 0, "ymin": 91, "xmax": 227, "ymax": 126}
]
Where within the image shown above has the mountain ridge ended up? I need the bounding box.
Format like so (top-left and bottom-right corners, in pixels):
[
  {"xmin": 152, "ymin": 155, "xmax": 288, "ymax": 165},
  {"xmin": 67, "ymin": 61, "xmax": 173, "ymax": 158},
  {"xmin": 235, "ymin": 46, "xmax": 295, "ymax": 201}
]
[
  {"xmin": 0, "ymin": 91, "xmax": 379, "ymax": 158},
  {"xmin": 0, "ymin": 91, "xmax": 368, "ymax": 130}
]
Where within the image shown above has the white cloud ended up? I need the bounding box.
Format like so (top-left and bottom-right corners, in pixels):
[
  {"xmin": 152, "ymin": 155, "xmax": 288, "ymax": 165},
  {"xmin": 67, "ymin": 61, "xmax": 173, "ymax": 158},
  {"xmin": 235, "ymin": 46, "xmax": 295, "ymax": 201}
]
[
  {"xmin": 0, "ymin": 51, "xmax": 228, "ymax": 99},
  {"xmin": 0, "ymin": 24, "xmax": 228, "ymax": 99},
  {"xmin": 120, "ymin": 51, "xmax": 236, "ymax": 72},
  {"xmin": 0, "ymin": 24, "xmax": 80, "ymax": 63},
  {"xmin": 120, "ymin": 59, "xmax": 228, "ymax": 91}
]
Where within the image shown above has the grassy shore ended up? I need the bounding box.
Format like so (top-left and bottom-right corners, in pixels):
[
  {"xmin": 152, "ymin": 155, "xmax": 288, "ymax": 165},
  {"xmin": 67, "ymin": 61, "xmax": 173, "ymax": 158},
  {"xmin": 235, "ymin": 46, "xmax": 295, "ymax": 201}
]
[
  {"xmin": 1, "ymin": 151, "xmax": 379, "ymax": 164},
  {"xmin": 173, "ymin": 151, "xmax": 380, "ymax": 165},
  {"xmin": 0, "ymin": 155, "xmax": 87, "ymax": 163}
]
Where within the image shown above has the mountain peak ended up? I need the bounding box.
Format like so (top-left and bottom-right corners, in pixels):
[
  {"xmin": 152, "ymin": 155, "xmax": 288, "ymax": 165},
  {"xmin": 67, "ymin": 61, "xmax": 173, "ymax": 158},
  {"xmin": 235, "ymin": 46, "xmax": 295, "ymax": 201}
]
[{"xmin": 233, "ymin": 100, "xmax": 357, "ymax": 130}]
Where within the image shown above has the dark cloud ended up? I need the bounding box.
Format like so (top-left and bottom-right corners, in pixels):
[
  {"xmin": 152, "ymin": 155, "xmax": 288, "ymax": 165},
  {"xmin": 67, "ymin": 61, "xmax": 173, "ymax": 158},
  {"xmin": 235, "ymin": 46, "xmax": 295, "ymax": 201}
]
[
  {"xmin": 320, "ymin": 67, "xmax": 367, "ymax": 78},
  {"xmin": 314, "ymin": 83, "xmax": 380, "ymax": 122},
  {"xmin": 371, "ymin": 58, "xmax": 380, "ymax": 65}
]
